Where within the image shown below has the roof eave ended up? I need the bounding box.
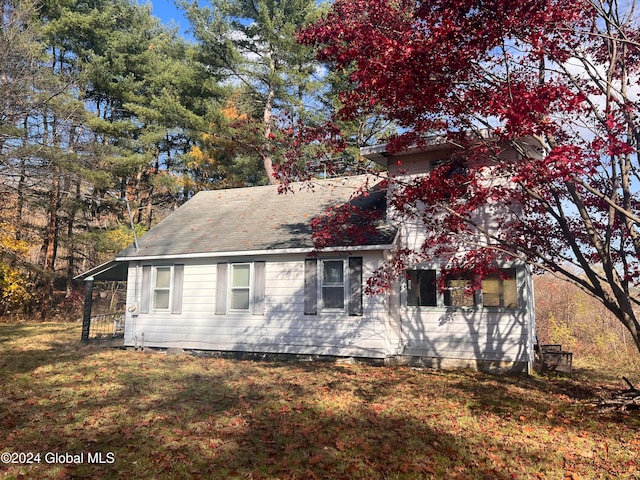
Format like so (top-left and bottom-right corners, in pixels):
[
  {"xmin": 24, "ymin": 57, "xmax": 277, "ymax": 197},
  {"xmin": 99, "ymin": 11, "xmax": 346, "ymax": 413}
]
[
  {"xmin": 74, "ymin": 259, "xmax": 129, "ymax": 281},
  {"xmin": 115, "ymin": 243, "xmax": 396, "ymax": 262},
  {"xmin": 360, "ymin": 129, "xmax": 497, "ymax": 166}
]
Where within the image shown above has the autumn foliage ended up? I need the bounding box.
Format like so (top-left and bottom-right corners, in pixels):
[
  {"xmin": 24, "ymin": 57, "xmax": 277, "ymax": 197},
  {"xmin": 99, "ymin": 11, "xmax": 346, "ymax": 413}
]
[
  {"xmin": 0, "ymin": 223, "xmax": 32, "ymax": 314},
  {"xmin": 297, "ymin": 0, "xmax": 640, "ymax": 353}
]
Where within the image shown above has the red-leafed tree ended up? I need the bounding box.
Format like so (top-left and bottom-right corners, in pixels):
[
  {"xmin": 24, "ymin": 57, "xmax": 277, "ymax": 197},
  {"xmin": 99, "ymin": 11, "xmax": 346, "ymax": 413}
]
[{"xmin": 295, "ymin": 0, "xmax": 640, "ymax": 353}]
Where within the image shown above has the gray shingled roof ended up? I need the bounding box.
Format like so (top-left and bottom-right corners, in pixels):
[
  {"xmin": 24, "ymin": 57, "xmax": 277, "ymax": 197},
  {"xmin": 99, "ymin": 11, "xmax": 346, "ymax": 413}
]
[{"xmin": 117, "ymin": 175, "xmax": 395, "ymax": 259}]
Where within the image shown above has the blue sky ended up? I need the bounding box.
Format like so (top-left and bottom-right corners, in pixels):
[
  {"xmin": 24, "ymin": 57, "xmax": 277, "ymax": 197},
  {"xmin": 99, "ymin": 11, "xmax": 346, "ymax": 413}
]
[{"xmin": 150, "ymin": 0, "xmax": 191, "ymax": 37}]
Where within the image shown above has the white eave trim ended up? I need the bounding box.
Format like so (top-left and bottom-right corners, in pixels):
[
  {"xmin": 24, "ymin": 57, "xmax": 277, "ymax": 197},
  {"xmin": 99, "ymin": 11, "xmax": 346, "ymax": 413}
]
[{"xmin": 115, "ymin": 243, "xmax": 396, "ymax": 262}]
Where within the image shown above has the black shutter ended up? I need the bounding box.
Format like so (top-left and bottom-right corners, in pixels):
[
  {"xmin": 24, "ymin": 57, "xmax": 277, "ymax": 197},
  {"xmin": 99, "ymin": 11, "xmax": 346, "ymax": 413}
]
[{"xmin": 348, "ymin": 257, "xmax": 363, "ymax": 316}]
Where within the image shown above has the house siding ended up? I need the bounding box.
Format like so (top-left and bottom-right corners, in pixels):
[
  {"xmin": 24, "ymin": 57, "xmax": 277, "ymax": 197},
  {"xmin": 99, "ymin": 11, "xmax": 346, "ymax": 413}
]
[
  {"xmin": 396, "ymin": 308, "xmax": 531, "ymax": 370},
  {"xmin": 123, "ymin": 252, "xmax": 390, "ymax": 358},
  {"xmin": 389, "ymin": 264, "xmax": 535, "ymax": 372},
  {"xmin": 384, "ymin": 149, "xmax": 536, "ymax": 372}
]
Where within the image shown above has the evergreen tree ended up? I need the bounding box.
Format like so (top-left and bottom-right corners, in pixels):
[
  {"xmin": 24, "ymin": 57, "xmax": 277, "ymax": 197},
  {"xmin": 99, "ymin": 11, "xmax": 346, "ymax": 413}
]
[
  {"xmin": 181, "ymin": 0, "xmax": 328, "ymax": 183},
  {"xmin": 2, "ymin": 0, "xmax": 223, "ymax": 315}
]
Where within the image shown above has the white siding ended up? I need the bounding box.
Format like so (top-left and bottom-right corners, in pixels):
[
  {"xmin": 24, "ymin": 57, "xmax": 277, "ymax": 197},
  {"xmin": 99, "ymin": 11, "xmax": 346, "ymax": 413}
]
[
  {"xmin": 381, "ymin": 149, "xmax": 536, "ymax": 371},
  {"xmin": 398, "ymin": 309, "xmax": 530, "ymax": 363},
  {"xmin": 123, "ymin": 252, "xmax": 390, "ymax": 358},
  {"xmin": 390, "ymin": 263, "xmax": 535, "ymax": 370}
]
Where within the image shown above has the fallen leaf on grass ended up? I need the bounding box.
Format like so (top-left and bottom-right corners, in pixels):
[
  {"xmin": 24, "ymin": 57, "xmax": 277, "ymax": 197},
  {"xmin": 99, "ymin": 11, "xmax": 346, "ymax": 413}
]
[{"xmin": 305, "ymin": 469, "xmax": 319, "ymax": 480}]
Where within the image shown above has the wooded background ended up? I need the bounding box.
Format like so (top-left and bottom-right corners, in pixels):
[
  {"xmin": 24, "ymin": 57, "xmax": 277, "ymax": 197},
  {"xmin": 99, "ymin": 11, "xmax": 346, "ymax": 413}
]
[{"xmin": 0, "ymin": 0, "xmax": 391, "ymax": 317}]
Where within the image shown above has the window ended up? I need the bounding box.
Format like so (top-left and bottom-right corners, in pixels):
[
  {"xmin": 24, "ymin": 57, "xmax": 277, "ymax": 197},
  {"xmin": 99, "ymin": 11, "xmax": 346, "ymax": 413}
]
[
  {"xmin": 431, "ymin": 158, "xmax": 469, "ymax": 176},
  {"xmin": 404, "ymin": 267, "xmax": 520, "ymax": 308},
  {"xmin": 431, "ymin": 159, "xmax": 470, "ymax": 201},
  {"xmin": 153, "ymin": 266, "xmax": 172, "ymax": 310},
  {"xmin": 230, "ymin": 263, "xmax": 251, "ymax": 311},
  {"xmin": 304, "ymin": 258, "xmax": 363, "ymax": 316},
  {"xmin": 444, "ymin": 274, "xmax": 475, "ymax": 307},
  {"xmin": 406, "ymin": 269, "xmax": 437, "ymax": 306},
  {"xmin": 139, "ymin": 264, "xmax": 183, "ymax": 315},
  {"xmin": 215, "ymin": 262, "xmax": 265, "ymax": 315},
  {"xmin": 321, "ymin": 260, "xmax": 345, "ymax": 309},
  {"xmin": 481, "ymin": 268, "xmax": 518, "ymax": 308}
]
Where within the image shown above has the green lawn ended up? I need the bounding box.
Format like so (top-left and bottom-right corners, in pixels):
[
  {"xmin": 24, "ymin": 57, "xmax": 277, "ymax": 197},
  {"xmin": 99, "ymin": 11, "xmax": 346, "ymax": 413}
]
[{"xmin": 1, "ymin": 322, "xmax": 639, "ymax": 479}]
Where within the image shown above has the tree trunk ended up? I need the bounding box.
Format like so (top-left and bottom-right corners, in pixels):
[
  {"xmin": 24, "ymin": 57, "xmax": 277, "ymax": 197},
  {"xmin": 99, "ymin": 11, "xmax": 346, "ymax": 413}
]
[
  {"xmin": 41, "ymin": 164, "xmax": 61, "ymax": 319},
  {"xmin": 65, "ymin": 176, "xmax": 81, "ymax": 294},
  {"xmin": 16, "ymin": 154, "xmax": 26, "ymax": 242},
  {"xmin": 262, "ymin": 85, "xmax": 277, "ymax": 184}
]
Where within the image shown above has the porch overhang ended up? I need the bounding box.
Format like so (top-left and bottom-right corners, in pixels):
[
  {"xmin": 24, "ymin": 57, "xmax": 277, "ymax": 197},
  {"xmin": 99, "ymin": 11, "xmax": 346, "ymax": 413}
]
[{"xmin": 74, "ymin": 259, "xmax": 129, "ymax": 282}]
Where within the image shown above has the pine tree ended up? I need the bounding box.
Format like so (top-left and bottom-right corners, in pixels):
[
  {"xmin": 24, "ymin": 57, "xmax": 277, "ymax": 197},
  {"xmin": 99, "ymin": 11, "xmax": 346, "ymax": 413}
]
[{"xmin": 182, "ymin": 0, "xmax": 327, "ymax": 183}]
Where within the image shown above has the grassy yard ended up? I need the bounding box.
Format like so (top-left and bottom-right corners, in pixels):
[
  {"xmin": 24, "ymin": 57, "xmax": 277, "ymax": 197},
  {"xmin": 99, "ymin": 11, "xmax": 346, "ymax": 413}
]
[{"xmin": 1, "ymin": 322, "xmax": 639, "ymax": 479}]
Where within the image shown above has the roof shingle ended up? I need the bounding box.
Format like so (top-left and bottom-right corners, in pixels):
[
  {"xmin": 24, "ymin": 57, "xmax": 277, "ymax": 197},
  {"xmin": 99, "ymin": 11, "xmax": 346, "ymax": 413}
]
[{"xmin": 117, "ymin": 175, "xmax": 395, "ymax": 259}]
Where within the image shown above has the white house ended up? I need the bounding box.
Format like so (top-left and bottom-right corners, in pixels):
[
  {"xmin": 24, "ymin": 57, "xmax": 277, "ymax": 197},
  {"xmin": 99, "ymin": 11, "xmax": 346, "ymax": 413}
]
[{"xmin": 80, "ymin": 140, "xmax": 537, "ymax": 372}]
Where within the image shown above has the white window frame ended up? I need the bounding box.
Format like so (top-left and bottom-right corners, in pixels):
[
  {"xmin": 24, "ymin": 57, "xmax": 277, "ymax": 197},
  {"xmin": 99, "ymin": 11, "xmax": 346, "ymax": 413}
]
[
  {"xmin": 320, "ymin": 259, "xmax": 347, "ymax": 311},
  {"xmin": 228, "ymin": 263, "xmax": 253, "ymax": 313},
  {"xmin": 152, "ymin": 266, "xmax": 172, "ymax": 312}
]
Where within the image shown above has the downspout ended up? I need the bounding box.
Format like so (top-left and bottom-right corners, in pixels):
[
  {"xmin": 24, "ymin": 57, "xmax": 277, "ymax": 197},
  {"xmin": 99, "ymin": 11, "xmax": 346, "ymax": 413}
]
[{"xmin": 527, "ymin": 264, "xmax": 537, "ymax": 374}]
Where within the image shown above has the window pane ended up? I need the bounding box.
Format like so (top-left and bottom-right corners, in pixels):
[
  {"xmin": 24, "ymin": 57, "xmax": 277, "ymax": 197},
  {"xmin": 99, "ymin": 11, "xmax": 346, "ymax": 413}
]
[
  {"xmin": 232, "ymin": 264, "xmax": 250, "ymax": 287},
  {"xmin": 481, "ymin": 277, "xmax": 501, "ymax": 307},
  {"xmin": 445, "ymin": 277, "xmax": 474, "ymax": 307},
  {"xmin": 155, "ymin": 268, "xmax": 171, "ymax": 288},
  {"xmin": 502, "ymin": 269, "xmax": 518, "ymax": 308},
  {"xmin": 322, "ymin": 287, "xmax": 344, "ymax": 309},
  {"xmin": 323, "ymin": 261, "xmax": 344, "ymax": 285},
  {"xmin": 481, "ymin": 269, "xmax": 518, "ymax": 308},
  {"xmin": 407, "ymin": 270, "xmax": 437, "ymax": 306},
  {"xmin": 231, "ymin": 289, "xmax": 250, "ymax": 310},
  {"xmin": 154, "ymin": 290, "xmax": 170, "ymax": 310}
]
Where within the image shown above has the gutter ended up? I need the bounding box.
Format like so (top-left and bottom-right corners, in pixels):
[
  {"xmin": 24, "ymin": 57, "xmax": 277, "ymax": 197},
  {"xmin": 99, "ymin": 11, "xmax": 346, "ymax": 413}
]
[{"xmin": 115, "ymin": 243, "xmax": 397, "ymax": 262}]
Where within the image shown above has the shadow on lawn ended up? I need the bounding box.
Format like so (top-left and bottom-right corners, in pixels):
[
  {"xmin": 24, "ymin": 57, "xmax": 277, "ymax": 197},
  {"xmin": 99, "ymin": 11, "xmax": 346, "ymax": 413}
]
[
  {"xmin": 1, "ymin": 349, "xmax": 577, "ymax": 480},
  {"xmin": 1, "ymin": 320, "xmax": 624, "ymax": 479},
  {"xmin": 94, "ymin": 361, "xmax": 561, "ymax": 479},
  {"xmin": 0, "ymin": 323, "xmax": 102, "ymax": 376}
]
